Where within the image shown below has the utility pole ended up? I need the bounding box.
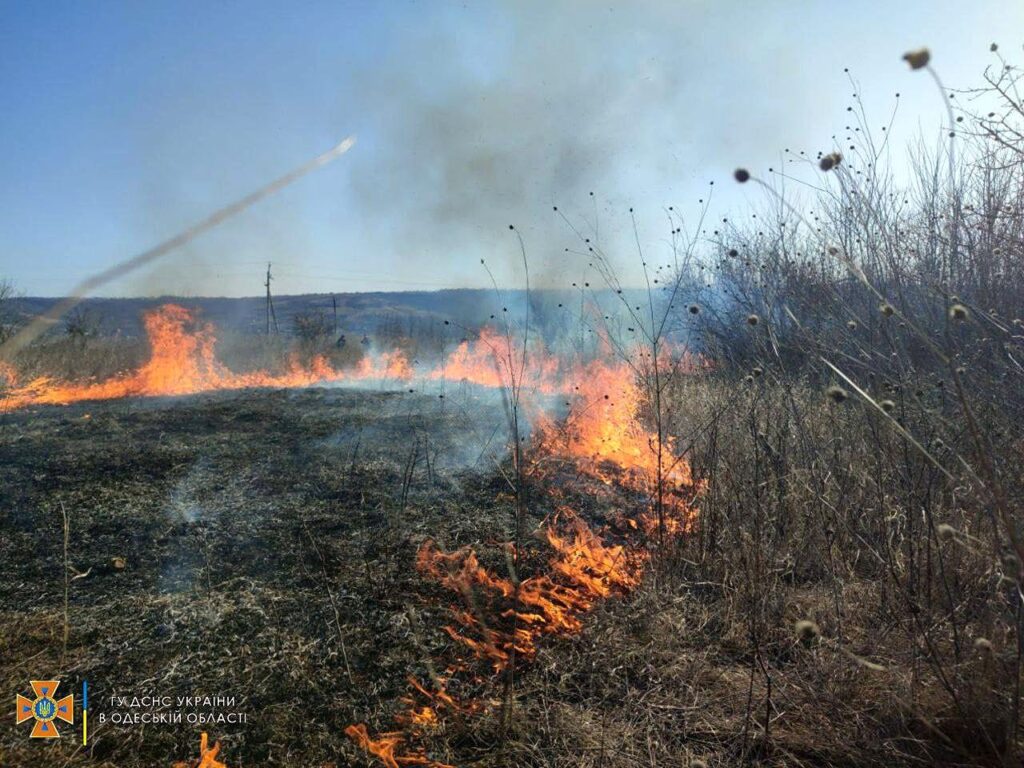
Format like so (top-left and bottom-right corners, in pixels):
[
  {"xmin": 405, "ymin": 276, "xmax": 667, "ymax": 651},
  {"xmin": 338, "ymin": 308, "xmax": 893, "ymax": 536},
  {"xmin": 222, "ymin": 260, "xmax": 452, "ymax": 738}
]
[
  {"xmin": 332, "ymin": 295, "xmax": 338, "ymax": 335},
  {"xmin": 265, "ymin": 262, "xmax": 278, "ymax": 334}
]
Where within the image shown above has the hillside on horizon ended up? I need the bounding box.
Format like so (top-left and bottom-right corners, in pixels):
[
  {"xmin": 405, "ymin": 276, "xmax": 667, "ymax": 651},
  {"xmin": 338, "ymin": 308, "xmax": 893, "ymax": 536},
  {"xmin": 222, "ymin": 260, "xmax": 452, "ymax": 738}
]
[{"xmin": 9, "ymin": 288, "xmax": 651, "ymax": 341}]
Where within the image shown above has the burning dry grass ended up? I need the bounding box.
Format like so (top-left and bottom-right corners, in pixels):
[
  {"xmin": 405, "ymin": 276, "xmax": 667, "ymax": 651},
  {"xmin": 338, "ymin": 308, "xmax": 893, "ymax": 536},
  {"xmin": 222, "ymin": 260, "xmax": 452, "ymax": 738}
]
[
  {"xmin": 0, "ymin": 304, "xmax": 584, "ymax": 413},
  {"xmin": 340, "ymin": 338, "xmax": 701, "ymax": 766},
  {"xmin": 414, "ymin": 509, "xmax": 643, "ymax": 671},
  {"xmin": 0, "ymin": 339, "xmax": 702, "ymax": 767},
  {"xmin": 0, "ymin": 306, "xmax": 712, "ymax": 767},
  {"xmin": 534, "ymin": 356, "xmax": 701, "ymax": 537},
  {"xmin": 2, "ymin": 295, "xmax": 1019, "ymax": 766},
  {"xmin": 1, "ymin": 305, "xmax": 348, "ymax": 410}
]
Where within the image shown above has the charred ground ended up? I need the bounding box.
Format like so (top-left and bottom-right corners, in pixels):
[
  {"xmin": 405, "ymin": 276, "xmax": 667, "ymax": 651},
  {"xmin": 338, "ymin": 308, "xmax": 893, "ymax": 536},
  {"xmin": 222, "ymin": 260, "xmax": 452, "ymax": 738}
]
[
  {"xmin": 1, "ymin": 368, "xmax": 1020, "ymax": 768},
  {"xmin": 0, "ymin": 387, "xmax": 533, "ymax": 766}
]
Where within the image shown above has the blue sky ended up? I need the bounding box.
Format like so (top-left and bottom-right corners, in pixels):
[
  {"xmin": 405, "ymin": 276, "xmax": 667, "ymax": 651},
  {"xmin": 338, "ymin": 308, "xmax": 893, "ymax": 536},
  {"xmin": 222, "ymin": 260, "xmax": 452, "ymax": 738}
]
[{"xmin": 0, "ymin": 0, "xmax": 1020, "ymax": 297}]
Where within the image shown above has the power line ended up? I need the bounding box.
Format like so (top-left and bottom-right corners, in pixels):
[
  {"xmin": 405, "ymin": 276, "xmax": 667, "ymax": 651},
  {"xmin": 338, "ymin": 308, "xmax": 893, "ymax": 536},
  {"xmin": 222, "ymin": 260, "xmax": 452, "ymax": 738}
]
[{"xmin": 264, "ymin": 262, "xmax": 279, "ymax": 334}]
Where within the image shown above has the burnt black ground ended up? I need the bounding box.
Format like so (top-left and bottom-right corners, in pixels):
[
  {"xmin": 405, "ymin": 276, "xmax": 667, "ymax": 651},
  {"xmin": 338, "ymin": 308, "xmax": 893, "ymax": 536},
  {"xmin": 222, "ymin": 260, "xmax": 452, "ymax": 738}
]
[
  {"xmin": 0, "ymin": 386, "xmax": 530, "ymax": 767},
  {"xmin": 1, "ymin": 382, "xmax": 932, "ymax": 768}
]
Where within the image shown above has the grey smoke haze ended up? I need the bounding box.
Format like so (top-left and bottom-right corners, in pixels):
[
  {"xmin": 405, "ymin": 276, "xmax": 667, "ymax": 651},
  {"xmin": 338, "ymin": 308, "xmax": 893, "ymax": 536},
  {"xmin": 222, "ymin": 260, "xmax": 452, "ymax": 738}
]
[
  {"xmin": 1, "ymin": 0, "xmax": 1019, "ymax": 296},
  {"xmin": 347, "ymin": 1, "xmax": 813, "ymax": 289}
]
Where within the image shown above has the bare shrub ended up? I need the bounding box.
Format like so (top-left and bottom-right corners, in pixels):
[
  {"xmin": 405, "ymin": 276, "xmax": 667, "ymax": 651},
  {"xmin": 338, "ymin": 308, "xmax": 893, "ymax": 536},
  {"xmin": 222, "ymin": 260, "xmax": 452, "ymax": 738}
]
[
  {"xmin": 0, "ymin": 278, "xmax": 19, "ymax": 344},
  {"xmin": 292, "ymin": 310, "xmax": 334, "ymax": 347},
  {"xmin": 63, "ymin": 307, "xmax": 100, "ymax": 348},
  {"xmin": 655, "ymin": 48, "xmax": 1024, "ymax": 764}
]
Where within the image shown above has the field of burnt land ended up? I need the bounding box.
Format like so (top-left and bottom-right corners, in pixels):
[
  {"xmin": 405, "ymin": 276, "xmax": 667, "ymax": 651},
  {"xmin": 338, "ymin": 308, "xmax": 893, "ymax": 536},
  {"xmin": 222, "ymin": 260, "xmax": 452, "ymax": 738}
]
[
  {"xmin": 3, "ymin": 369, "xmax": 1019, "ymax": 768},
  {"xmin": 1, "ymin": 382, "xmax": 713, "ymax": 768},
  {"xmin": 0, "ymin": 387, "xmax": 527, "ymax": 767}
]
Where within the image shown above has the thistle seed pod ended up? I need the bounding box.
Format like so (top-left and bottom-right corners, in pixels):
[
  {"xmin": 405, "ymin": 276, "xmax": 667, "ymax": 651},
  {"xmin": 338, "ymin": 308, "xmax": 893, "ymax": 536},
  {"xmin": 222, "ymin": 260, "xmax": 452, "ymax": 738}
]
[
  {"xmin": 819, "ymin": 152, "xmax": 843, "ymax": 171},
  {"xmin": 826, "ymin": 385, "xmax": 849, "ymax": 404},
  {"xmin": 795, "ymin": 619, "xmax": 820, "ymax": 646},
  {"xmin": 902, "ymin": 48, "xmax": 931, "ymax": 70}
]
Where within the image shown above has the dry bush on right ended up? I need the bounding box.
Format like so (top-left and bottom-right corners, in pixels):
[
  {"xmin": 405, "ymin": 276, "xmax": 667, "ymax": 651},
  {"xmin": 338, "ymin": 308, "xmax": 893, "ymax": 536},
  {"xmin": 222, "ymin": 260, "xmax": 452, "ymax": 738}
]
[{"xmin": 646, "ymin": 48, "xmax": 1024, "ymax": 766}]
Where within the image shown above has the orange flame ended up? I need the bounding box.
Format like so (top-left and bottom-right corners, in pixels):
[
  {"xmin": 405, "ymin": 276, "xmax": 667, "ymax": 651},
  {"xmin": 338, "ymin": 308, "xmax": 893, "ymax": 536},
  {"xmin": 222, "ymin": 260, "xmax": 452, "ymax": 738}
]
[
  {"xmin": 415, "ymin": 508, "xmax": 644, "ymax": 672},
  {"xmin": 0, "ymin": 360, "xmax": 17, "ymax": 388},
  {"xmin": 171, "ymin": 732, "xmax": 228, "ymax": 768},
  {"xmin": 0, "ymin": 304, "xmax": 417, "ymax": 410},
  {"xmin": 1, "ymin": 305, "xmax": 583, "ymax": 411},
  {"xmin": 347, "ymin": 338, "xmax": 702, "ymax": 767},
  {"xmin": 343, "ymin": 724, "xmax": 455, "ymax": 768},
  {"xmin": 398, "ymin": 676, "xmax": 470, "ymax": 726},
  {"xmin": 2, "ymin": 304, "xmax": 699, "ymax": 417},
  {"xmin": 535, "ymin": 356, "xmax": 701, "ymax": 535},
  {"xmin": 4, "ymin": 305, "xmax": 703, "ymax": 768},
  {"xmin": 355, "ymin": 349, "xmax": 415, "ymax": 381},
  {"xmin": 426, "ymin": 327, "xmax": 560, "ymax": 393},
  {"xmin": 125, "ymin": 326, "xmax": 698, "ymax": 767}
]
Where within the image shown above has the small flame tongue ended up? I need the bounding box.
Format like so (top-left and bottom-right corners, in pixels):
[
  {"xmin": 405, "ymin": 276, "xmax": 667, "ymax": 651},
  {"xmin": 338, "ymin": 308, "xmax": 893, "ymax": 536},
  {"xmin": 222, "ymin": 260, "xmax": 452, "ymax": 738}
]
[
  {"xmin": 344, "ymin": 723, "xmax": 456, "ymax": 768},
  {"xmin": 0, "ymin": 360, "xmax": 18, "ymax": 387},
  {"xmin": 171, "ymin": 732, "xmax": 228, "ymax": 768}
]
